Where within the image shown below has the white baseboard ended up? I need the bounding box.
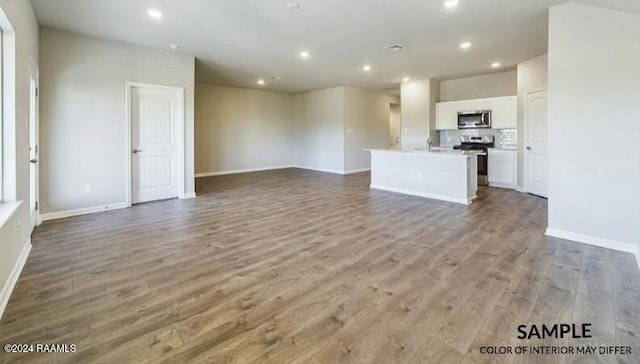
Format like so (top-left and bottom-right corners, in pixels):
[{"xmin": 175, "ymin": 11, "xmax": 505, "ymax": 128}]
[
  {"xmin": 181, "ymin": 192, "xmax": 197, "ymax": 199},
  {"xmin": 195, "ymin": 165, "xmax": 368, "ymax": 177},
  {"xmin": 195, "ymin": 165, "xmax": 293, "ymax": 178},
  {"xmin": 370, "ymin": 184, "xmax": 471, "ymax": 205},
  {"xmin": 489, "ymin": 182, "xmax": 518, "ymax": 190},
  {"xmin": 545, "ymin": 227, "xmax": 640, "ymax": 270},
  {"xmin": 41, "ymin": 202, "xmax": 129, "ymax": 222},
  {"xmin": 0, "ymin": 239, "xmax": 31, "ymax": 319},
  {"xmin": 344, "ymin": 168, "xmax": 371, "ymax": 175},
  {"xmin": 292, "ymin": 165, "xmax": 345, "ymax": 175}
]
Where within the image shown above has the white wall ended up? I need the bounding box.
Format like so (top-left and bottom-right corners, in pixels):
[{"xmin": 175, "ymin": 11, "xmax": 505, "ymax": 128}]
[
  {"xmin": 400, "ymin": 79, "xmax": 439, "ymax": 150},
  {"xmin": 343, "ymin": 87, "xmax": 399, "ymax": 172},
  {"xmin": 292, "ymin": 87, "xmax": 345, "ymax": 174},
  {"xmin": 0, "ymin": 0, "xmax": 39, "ymax": 316},
  {"xmin": 439, "ymin": 70, "xmax": 517, "ymax": 102},
  {"xmin": 517, "ymin": 54, "xmax": 547, "ymax": 187},
  {"xmin": 547, "ymin": 3, "xmax": 640, "ymax": 255},
  {"xmin": 195, "ymin": 83, "xmax": 293, "ymax": 175},
  {"xmin": 39, "ymin": 28, "xmax": 195, "ymax": 214}
]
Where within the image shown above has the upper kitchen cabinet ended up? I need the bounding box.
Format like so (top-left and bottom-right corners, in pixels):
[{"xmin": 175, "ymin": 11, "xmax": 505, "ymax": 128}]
[
  {"xmin": 489, "ymin": 96, "xmax": 517, "ymax": 129},
  {"xmin": 435, "ymin": 101, "xmax": 459, "ymax": 130},
  {"xmin": 435, "ymin": 96, "xmax": 517, "ymax": 130}
]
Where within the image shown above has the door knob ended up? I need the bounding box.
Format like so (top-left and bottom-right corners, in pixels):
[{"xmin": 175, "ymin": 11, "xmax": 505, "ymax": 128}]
[
  {"xmin": 132, "ymin": 149, "xmax": 142, "ymax": 154},
  {"xmin": 526, "ymin": 146, "xmax": 532, "ymax": 150},
  {"xmin": 30, "ymin": 159, "xmax": 38, "ymax": 164}
]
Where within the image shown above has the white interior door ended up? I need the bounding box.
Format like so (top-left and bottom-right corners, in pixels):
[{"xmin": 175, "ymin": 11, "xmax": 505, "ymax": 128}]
[
  {"xmin": 131, "ymin": 86, "xmax": 182, "ymax": 204},
  {"xmin": 524, "ymin": 89, "xmax": 548, "ymax": 198},
  {"xmin": 29, "ymin": 73, "xmax": 39, "ymax": 232},
  {"xmin": 389, "ymin": 103, "xmax": 401, "ymax": 148}
]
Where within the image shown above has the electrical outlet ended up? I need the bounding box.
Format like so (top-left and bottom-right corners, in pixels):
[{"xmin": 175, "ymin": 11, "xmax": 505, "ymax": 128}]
[
  {"xmin": 16, "ymin": 219, "xmax": 21, "ymax": 234},
  {"xmin": 84, "ymin": 185, "xmax": 92, "ymax": 194},
  {"xmin": 242, "ymin": 158, "xmax": 247, "ymax": 164}
]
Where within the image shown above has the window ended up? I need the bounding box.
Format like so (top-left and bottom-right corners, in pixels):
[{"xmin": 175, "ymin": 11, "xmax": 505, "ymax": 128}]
[
  {"xmin": 0, "ymin": 27, "xmax": 3, "ymax": 202},
  {"xmin": 0, "ymin": 6, "xmax": 16, "ymax": 205},
  {"xmin": 0, "ymin": 5, "xmax": 16, "ymax": 206}
]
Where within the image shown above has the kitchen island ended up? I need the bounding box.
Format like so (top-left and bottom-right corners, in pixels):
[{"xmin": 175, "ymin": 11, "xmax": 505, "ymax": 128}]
[{"xmin": 367, "ymin": 149, "xmax": 478, "ymax": 205}]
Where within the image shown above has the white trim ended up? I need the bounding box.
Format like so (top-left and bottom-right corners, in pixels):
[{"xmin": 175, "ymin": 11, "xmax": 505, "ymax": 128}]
[
  {"xmin": 292, "ymin": 165, "xmax": 345, "ymax": 175},
  {"xmin": 488, "ymin": 182, "xmax": 517, "ymax": 190},
  {"xmin": 181, "ymin": 192, "xmax": 196, "ymax": 199},
  {"xmin": 0, "ymin": 201, "xmax": 21, "ymax": 230},
  {"xmin": 370, "ymin": 184, "xmax": 473, "ymax": 205},
  {"xmin": 545, "ymin": 227, "xmax": 640, "ymax": 270},
  {"xmin": 344, "ymin": 168, "xmax": 371, "ymax": 175},
  {"xmin": 125, "ymin": 82, "xmax": 185, "ymax": 206},
  {"xmin": 195, "ymin": 165, "xmax": 371, "ymax": 178},
  {"xmin": 28, "ymin": 55, "xmax": 40, "ymax": 231},
  {"xmin": 196, "ymin": 165, "xmax": 293, "ymax": 178},
  {"xmin": 40, "ymin": 202, "xmax": 128, "ymax": 222},
  {"xmin": 0, "ymin": 239, "xmax": 31, "ymax": 319},
  {"xmin": 515, "ymin": 186, "xmax": 527, "ymax": 193}
]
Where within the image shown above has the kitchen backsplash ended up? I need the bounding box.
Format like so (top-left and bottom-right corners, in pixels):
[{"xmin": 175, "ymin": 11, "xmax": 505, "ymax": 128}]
[{"xmin": 438, "ymin": 129, "xmax": 517, "ymax": 148}]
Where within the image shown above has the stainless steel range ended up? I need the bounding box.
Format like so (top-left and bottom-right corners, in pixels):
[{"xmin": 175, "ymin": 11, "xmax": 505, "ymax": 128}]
[{"xmin": 453, "ymin": 135, "xmax": 495, "ymax": 186}]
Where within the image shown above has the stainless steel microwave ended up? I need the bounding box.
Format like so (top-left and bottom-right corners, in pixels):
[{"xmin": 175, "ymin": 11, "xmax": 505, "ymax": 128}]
[{"xmin": 458, "ymin": 110, "xmax": 491, "ymax": 129}]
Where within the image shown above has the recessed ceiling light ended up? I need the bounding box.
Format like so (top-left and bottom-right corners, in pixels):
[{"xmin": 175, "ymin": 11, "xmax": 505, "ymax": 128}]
[
  {"xmin": 403, "ymin": 77, "xmax": 411, "ymax": 82},
  {"xmin": 299, "ymin": 51, "xmax": 310, "ymax": 59},
  {"xmin": 460, "ymin": 41, "xmax": 472, "ymax": 50},
  {"xmin": 491, "ymin": 62, "xmax": 502, "ymax": 68},
  {"xmin": 363, "ymin": 65, "xmax": 372, "ymax": 72},
  {"xmin": 444, "ymin": 0, "xmax": 459, "ymax": 9},
  {"xmin": 257, "ymin": 79, "xmax": 265, "ymax": 85},
  {"xmin": 169, "ymin": 43, "xmax": 180, "ymax": 50},
  {"xmin": 147, "ymin": 8, "xmax": 163, "ymax": 20},
  {"xmin": 287, "ymin": 2, "xmax": 300, "ymax": 10}
]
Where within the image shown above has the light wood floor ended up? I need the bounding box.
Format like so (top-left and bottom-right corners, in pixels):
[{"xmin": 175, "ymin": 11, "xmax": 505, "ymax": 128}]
[{"xmin": 1, "ymin": 169, "xmax": 638, "ymax": 364}]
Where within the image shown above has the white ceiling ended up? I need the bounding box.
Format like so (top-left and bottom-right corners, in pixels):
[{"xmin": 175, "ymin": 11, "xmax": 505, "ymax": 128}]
[{"xmin": 30, "ymin": 0, "xmax": 640, "ymax": 94}]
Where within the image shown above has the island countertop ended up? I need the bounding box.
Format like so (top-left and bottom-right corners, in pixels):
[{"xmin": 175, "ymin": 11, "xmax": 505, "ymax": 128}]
[
  {"xmin": 366, "ymin": 148, "xmax": 478, "ymax": 205},
  {"xmin": 365, "ymin": 148, "xmax": 481, "ymax": 157}
]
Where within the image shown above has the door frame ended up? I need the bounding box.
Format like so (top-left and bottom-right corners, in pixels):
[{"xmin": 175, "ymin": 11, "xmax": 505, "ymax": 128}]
[
  {"xmin": 523, "ymin": 86, "xmax": 548, "ymax": 196},
  {"xmin": 29, "ymin": 55, "xmax": 40, "ymax": 229},
  {"xmin": 389, "ymin": 102, "xmax": 401, "ymax": 149},
  {"xmin": 125, "ymin": 82, "xmax": 185, "ymax": 206}
]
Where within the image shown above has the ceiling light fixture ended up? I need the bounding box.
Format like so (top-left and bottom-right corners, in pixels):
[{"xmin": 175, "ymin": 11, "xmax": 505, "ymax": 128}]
[
  {"xmin": 257, "ymin": 79, "xmax": 265, "ymax": 85},
  {"xmin": 387, "ymin": 45, "xmax": 404, "ymax": 52},
  {"xmin": 444, "ymin": 0, "xmax": 460, "ymax": 9},
  {"xmin": 460, "ymin": 41, "xmax": 472, "ymax": 50},
  {"xmin": 491, "ymin": 62, "xmax": 502, "ymax": 68},
  {"xmin": 147, "ymin": 8, "xmax": 163, "ymax": 20},
  {"xmin": 299, "ymin": 51, "xmax": 310, "ymax": 58},
  {"xmin": 403, "ymin": 77, "xmax": 410, "ymax": 82},
  {"xmin": 363, "ymin": 65, "xmax": 372, "ymax": 72},
  {"xmin": 287, "ymin": 2, "xmax": 300, "ymax": 10},
  {"xmin": 169, "ymin": 43, "xmax": 180, "ymax": 50}
]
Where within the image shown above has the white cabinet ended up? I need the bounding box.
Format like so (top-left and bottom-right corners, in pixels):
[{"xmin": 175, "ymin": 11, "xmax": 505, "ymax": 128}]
[
  {"xmin": 435, "ymin": 102, "xmax": 459, "ymax": 130},
  {"xmin": 489, "ymin": 96, "xmax": 517, "ymax": 129},
  {"xmin": 435, "ymin": 96, "xmax": 517, "ymax": 130},
  {"xmin": 488, "ymin": 149, "xmax": 517, "ymax": 189}
]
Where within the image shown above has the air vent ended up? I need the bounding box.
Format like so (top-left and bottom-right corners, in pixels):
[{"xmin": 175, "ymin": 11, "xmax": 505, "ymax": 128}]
[{"xmin": 387, "ymin": 44, "xmax": 404, "ymax": 52}]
